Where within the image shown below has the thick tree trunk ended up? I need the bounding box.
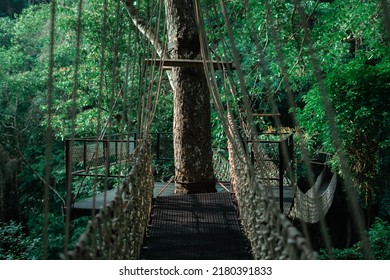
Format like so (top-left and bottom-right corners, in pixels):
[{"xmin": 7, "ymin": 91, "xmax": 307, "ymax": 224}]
[{"xmin": 165, "ymin": 0, "xmax": 215, "ymax": 193}]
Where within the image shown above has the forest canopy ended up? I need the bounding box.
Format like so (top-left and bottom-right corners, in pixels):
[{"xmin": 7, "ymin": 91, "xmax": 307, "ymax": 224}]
[{"xmin": 0, "ymin": 0, "xmax": 389, "ymax": 259}]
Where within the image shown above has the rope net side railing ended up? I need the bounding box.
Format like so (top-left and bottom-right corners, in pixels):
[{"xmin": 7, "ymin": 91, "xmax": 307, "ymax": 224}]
[
  {"xmin": 290, "ymin": 168, "xmax": 337, "ymax": 224},
  {"xmin": 59, "ymin": 0, "xmax": 165, "ymax": 258},
  {"xmin": 195, "ymin": 0, "xmax": 317, "ymax": 259},
  {"xmin": 61, "ymin": 139, "xmax": 153, "ymax": 259},
  {"xmin": 212, "ymin": 149, "xmax": 231, "ymax": 183},
  {"xmin": 228, "ymin": 137, "xmax": 316, "ymax": 259}
]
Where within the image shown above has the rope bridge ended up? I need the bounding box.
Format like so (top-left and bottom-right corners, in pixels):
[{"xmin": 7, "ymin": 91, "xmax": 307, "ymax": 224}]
[
  {"xmin": 57, "ymin": 0, "xmax": 318, "ymax": 260},
  {"xmin": 37, "ymin": 0, "xmax": 386, "ymax": 260}
]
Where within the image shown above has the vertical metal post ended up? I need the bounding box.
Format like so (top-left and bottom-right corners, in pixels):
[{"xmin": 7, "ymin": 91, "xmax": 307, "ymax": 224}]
[
  {"xmin": 288, "ymin": 134, "xmax": 294, "ymax": 190},
  {"xmin": 65, "ymin": 139, "xmax": 72, "ymax": 216},
  {"xmin": 104, "ymin": 139, "xmax": 110, "ymax": 177},
  {"xmin": 126, "ymin": 135, "xmax": 130, "ymax": 159},
  {"xmin": 83, "ymin": 140, "xmax": 87, "ymax": 170},
  {"xmin": 115, "ymin": 140, "xmax": 118, "ymax": 162},
  {"xmin": 278, "ymin": 140, "xmax": 284, "ymax": 213}
]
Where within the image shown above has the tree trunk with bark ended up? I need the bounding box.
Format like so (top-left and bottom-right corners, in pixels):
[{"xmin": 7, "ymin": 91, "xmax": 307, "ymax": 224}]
[
  {"xmin": 124, "ymin": 0, "xmax": 215, "ymax": 193},
  {"xmin": 165, "ymin": 0, "xmax": 215, "ymax": 193}
]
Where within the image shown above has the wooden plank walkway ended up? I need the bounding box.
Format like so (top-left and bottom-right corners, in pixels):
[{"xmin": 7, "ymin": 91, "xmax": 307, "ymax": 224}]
[{"xmin": 141, "ymin": 192, "xmax": 253, "ymax": 260}]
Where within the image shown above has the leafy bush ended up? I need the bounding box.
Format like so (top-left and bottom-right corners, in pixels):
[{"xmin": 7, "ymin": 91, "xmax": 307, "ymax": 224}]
[
  {"xmin": 320, "ymin": 218, "xmax": 390, "ymax": 259},
  {"xmin": 296, "ymin": 58, "xmax": 390, "ymax": 211},
  {"xmin": 0, "ymin": 220, "xmax": 40, "ymax": 260},
  {"xmin": 152, "ymin": 160, "xmax": 174, "ymax": 182},
  {"xmin": 367, "ymin": 218, "xmax": 390, "ymax": 259},
  {"xmin": 319, "ymin": 247, "xmax": 362, "ymax": 260}
]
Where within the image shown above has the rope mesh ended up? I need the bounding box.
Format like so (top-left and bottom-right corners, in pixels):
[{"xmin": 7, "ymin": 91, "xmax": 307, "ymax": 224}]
[
  {"xmin": 290, "ymin": 169, "xmax": 337, "ymax": 224},
  {"xmin": 228, "ymin": 137, "xmax": 317, "ymax": 259},
  {"xmin": 212, "ymin": 149, "xmax": 231, "ymax": 182},
  {"xmin": 62, "ymin": 139, "xmax": 153, "ymax": 259},
  {"xmin": 52, "ymin": 0, "xmax": 388, "ymax": 260}
]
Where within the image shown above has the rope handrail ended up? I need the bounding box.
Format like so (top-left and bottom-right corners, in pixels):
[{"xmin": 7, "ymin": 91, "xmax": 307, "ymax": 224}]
[
  {"xmin": 192, "ymin": 0, "xmax": 316, "ymax": 258},
  {"xmin": 61, "ymin": 139, "xmax": 154, "ymax": 260},
  {"xmin": 228, "ymin": 136, "xmax": 317, "ymax": 259},
  {"xmin": 56, "ymin": 0, "xmax": 362, "ymax": 260}
]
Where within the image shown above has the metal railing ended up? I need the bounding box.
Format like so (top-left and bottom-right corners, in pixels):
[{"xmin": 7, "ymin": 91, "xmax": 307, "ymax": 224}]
[
  {"xmin": 62, "ymin": 140, "xmax": 154, "ymax": 259},
  {"xmin": 244, "ymin": 133, "xmax": 294, "ymax": 213},
  {"xmin": 65, "ymin": 133, "xmax": 173, "ymax": 209}
]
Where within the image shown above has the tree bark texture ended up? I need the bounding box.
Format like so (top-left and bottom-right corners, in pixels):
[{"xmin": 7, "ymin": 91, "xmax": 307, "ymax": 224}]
[{"xmin": 165, "ymin": 0, "xmax": 215, "ymax": 193}]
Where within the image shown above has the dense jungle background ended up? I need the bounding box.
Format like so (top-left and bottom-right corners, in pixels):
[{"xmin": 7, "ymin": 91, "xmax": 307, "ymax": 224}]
[{"xmin": 0, "ymin": 0, "xmax": 389, "ymax": 259}]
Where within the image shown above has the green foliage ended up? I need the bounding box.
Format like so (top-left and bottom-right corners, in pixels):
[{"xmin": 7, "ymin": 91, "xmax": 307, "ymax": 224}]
[
  {"xmin": 312, "ymin": 0, "xmax": 388, "ymax": 64},
  {"xmin": 368, "ymin": 218, "xmax": 390, "ymax": 260},
  {"xmin": 297, "ymin": 58, "xmax": 390, "ymax": 198},
  {"xmin": 150, "ymin": 86, "xmax": 173, "ymax": 133},
  {"xmin": 0, "ymin": 221, "xmax": 40, "ymax": 260},
  {"xmin": 320, "ymin": 218, "xmax": 390, "ymax": 260},
  {"xmin": 0, "ymin": 215, "xmax": 90, "ymax": 260},
  {"xmin": 0, "ymin": 0, "xmax": 389, "ymax": 259},
  {"xmin": 0, "ymin": 0, "xmax": 139, "ymax": 259},
  {"xmin": 152, "ymin": 160, "xmax": 174, "ymax": 182},
  {"xmin": 319, "ymin": 247, "xmax": 362, "ymax": 260}
]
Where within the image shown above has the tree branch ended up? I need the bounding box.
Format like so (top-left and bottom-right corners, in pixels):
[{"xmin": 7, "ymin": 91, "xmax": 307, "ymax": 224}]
[
  {"xmin": 11, "ymin": 93, "xmax": 66, "ymax": 208},
  {"xmin": 122, "ymin": 0, "xmax": 165, "ymax": 57},
  {"xmin": 19, "ymin": 151, "xmax": 66, "ymax": 208},
  {"xmin": 308, "ymin": 0, "xmax": 320, "ymax": 23}
]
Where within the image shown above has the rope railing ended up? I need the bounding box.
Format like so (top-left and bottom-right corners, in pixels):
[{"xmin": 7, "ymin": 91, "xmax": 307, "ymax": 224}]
[
  {"xmin": 61, "ymin": 139, "xmax": 154, "ymax": 260},
  {"xmin": 290, "ymin": 169, "xmax": 337, "ymax": 224},
  {"xmin": 228, "ymin": 138, "xmax": 317, "ymax": 260},
  {"xmin": 212, "ymin": 149, "xmax": 231, "ymax": 182},
  {"xmin": 193, "ymin": 0, "xmax": 317, "ymax": 259}
]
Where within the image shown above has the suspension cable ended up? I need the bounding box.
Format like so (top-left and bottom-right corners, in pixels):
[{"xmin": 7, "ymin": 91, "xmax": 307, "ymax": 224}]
[
  {"xmin": 43, "ymin": 0, "xmax": 57, "ymax": 260},
  {"xmin": 64, "ymin": 0, "xmax": 84, "ymax": 255}
]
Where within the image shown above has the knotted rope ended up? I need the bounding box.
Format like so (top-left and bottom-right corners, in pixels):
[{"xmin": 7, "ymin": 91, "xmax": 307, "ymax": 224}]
[{"xmin": 61, "ymin": 139, "xmax": 153, "ymax": 259}]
